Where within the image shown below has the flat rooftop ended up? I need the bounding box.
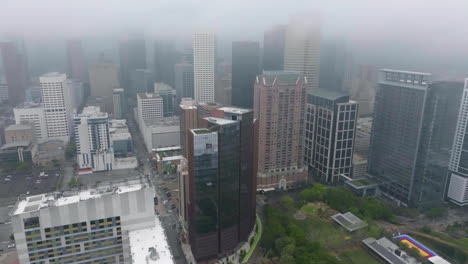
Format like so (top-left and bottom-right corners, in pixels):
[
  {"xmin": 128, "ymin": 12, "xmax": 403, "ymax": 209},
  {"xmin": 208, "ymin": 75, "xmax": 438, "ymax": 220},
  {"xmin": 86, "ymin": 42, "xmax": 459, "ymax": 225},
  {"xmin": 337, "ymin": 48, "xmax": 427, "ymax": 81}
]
[
  {"xmin": 332, "ymin": 212, "xmax": 367, "ymax": 232},
  {"xmin": 5, "ymin": 124, "xmax": 32, "ymax": 131},
  {"xmin": 380, "ymin": 69, "xmax": 432, "ymax": 76},
  {"xmin": 192, "ymin": 128, "xmax": 213, "ymax": 135},
  {"xmin": 15, "ymin": 101, "xmax": 42, "ymax": 109},
  {"xmin": 362, "ymin": 237, "xmax": 419, "ymax": 264},
  {"xmin": 138, "ymin": 93, "xmax": 162, "ymax": 100},
  {"xmin": 76, "ymin": 106, "xmax": 108, "ymax": 118},
  {"xmin": 13, "ymin": 177, "xmax": 151, "ymax": 215},
  {"xmin": 309, "ymin": 88, "xmax": 349, "ymax": 101},
  {"xmin": 219, "ymin": 106, "xmax": 252, "ymax": 114},
  {"xmin": 129, "ymin": 218, "xmax": 174, "ymax": 264},
  {"xmin": 205, "ymin": 117, "xmax": 238, "ymax": 125}
]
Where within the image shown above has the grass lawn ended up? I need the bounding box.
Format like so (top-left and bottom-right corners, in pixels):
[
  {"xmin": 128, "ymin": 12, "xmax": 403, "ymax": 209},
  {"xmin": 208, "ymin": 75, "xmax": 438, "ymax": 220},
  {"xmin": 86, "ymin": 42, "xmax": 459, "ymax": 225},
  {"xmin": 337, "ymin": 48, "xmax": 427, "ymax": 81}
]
[
  {"xmin": 339, "ymin": 247, "xmax": 380, "ymax": 264},
  {"xmin": 301, "ymin": 204, "xmax": 318, "ymax": 214}
]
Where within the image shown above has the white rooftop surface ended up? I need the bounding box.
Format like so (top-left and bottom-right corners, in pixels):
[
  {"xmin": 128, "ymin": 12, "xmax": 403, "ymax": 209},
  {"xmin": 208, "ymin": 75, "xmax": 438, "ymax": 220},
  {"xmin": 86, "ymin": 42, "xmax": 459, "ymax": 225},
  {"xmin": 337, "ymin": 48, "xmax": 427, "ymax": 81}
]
[
  {"xmin": 380, "ymin": 69, "xmax": 432, "ymax": 76},
  {"xmin": 76, "ymin": 106, "xmax": 107, "ymax": 118},
  {"xmin": 14, "ymin": 183, "xmax": 145, "ymax": 215},
  {"xmin": 156, "ymin": 146, "xmax": 181, "ymax": 152},
  {"xmin": 111, "ymin": 131, "xmax": 132, "ymax": 140},
  {"xmin": 428, "ymin": 256, "xmax": 451, "ymax": 264},
  {"xmin": 129, "ymin": 218, "xmax": 174, "ymax": 264},
  {"xmin": 205, "ymin": 117, "xmax": 238, "ymax": 125},
  {"xmin": 219, "ymin": 106, "xmax": 251, "ymax": 114},
  {"xmin": 162, "ymin": 155, "xmax": 184, "ymax": 162}
]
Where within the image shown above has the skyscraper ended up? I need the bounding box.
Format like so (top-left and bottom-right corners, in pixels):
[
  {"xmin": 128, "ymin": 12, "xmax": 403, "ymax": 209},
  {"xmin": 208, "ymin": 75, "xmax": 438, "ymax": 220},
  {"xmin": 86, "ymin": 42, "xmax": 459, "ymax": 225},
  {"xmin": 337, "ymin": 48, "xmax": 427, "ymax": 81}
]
[
  {"xmin": 193, "ymin": 32, "xmax": 216, "ymax": 103},
  {"xmin": 74, "ymin": 106, "xmax": 113, "ymax": 173},
  {"xmin": 118, "ymin": 33, "xmax": 147, "ymax": 89},
  {"xmin": 89, "ymin": 63, "xmax": 120, "ymax": 98},
  {"xmin": 113, "ymin": 88, "xmax": 126, "ymax": 119},
  {"xmin": 263, "ymin": 25, "xmax": 286, "ymax": 71},
  {"xmin": 154, "ymin": 40, "xmax": 178, "ymax": 87},
  {"xmin": 66, "ymin": 40, "xmax": 88, "ymax": 83},
  {"xmin": 40, "ymin": 73, "xmax": 72, "ymax": 143},
  {"xmin": 175, "ymin": 63, "xmax": 194, "ymax": 103},
  {"xmin": 0, "ymin": 41, "xmax": 27, "ymax": 106},
  {"xmin": 305, "ymin": 89, "xmax": 358, "ymax": 184},
  {"xmin": 284, "ymin": 16, "xmax": 321, "ymax": 92},
  {"xmin": 319, "ymin": 40, "xmax": 353, "ymax": 92},
  {"xmin": 231, "ymin": 41, "xmax": 260, "ymax": 108},
  {"xmin": 130, "ymin": 69, "xmax": 153, "ymax": 96},
  {"xmin": 154, "ymin": 83, "xmax": 176, "ymax": 117},
  {"xmin": 137, "ymin": 93, "xmax": 163, "ymax": 124},
  {"xmin": 447, "ymin": 79, "xmax": 468, "ymax": 206},
  {"xmin": 368, "ymin": 69, "xmax": 458, "ymax": 207},
  {"xmin": 179, "ymin": 99, "xmax": 198, "ymax": 158},
  {"xmin": 254, "ymin": 71, "xmax": 307, "ymax": 190}
]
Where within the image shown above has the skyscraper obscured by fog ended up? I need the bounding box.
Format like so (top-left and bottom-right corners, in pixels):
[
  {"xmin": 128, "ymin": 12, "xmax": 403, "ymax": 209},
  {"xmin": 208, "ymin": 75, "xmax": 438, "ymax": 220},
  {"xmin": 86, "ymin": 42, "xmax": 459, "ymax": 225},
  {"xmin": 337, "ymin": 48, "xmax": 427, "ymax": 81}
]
[
  {"xmin": 231, "ymin": 41, "xmax": 260, "ymax": 108},
  {"xmin": 0, "ymin": 41, "xmax": 27, "ymax": 106},
  {"xmin": 193, "ymin": 32, "xmax": 216, "ymax": 103},
  {"xmin": 88, "ymin": 63, "xmax": 120, "ymax": 113},
  {"xmin": 369, "ymin": 69, "xmax": 462, "ymax": 207},
  {"xmin": 130, "ymin": 69, "xmax": 153, "ymax": 96},
  {"xmin": 174, "ymin": 62, "xmax": 194, "ymax": 104},
  {"xmin": 254, "ymin": 71, "xmax": 307, "ymax": 190},
  {"xmin": 319, "ymin": 40, "xmax": 353, "ymax": 92},
  {"xmin": 284, "ymin": 16, "xmax": 321, "ymax": 93},
  {"xmin": 263, "ymin": 25, "xmax": 286, "ymax": 71},
  {"xmin": 118, "ymin": 32, "xmax": 147, "ymax": 89},
  {"xmin": 66, "ymin": 40, "xmax": 88, "ymax": 83},
  {"xmin": 154, "ymin": 40, "xmax": 178, "ymax": 87}
]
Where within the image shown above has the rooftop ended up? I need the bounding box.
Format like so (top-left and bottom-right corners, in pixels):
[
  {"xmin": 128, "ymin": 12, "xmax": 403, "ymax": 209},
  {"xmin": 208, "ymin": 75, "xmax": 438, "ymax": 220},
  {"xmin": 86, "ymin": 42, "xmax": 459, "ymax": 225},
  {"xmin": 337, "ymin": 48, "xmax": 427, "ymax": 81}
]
[
  {"xmin": 332, "ymin": 212, "xmax": 368, "ymax": 232},
  {"xmin": 219, "ymin": 106, "xmax": 252, "ymax": 114},
  {"xmin": 309, "ymin": 88, "xmax": 349, "ymax": 101},
  {"xmin": 258, "ymin": 71, "xmax": 303, "ymax": 86},
  {"xmin": 41, "ymin": 72, "xmax": 66, "ymax": 78},
  {"xmin": 15, "ymin": 101, "xmax": 43, "ymax": 109},
  {"xmin": 5, "ymin": 124, "xmax": 32, "ymax": 131},
  {"xmin": 1, "ymin": 141, "xmax": 31, "ymax": 150},
  {"xmin": 145, "ymin": 116, "xmax": 179, "ymax": 127},
  {"xmin": 205, "ymin": 117, "xmax": 238, "ymax": 126},
  {"xmin": 380, "ymin": 69, "xmax": 432, "ymax": 76},
  {"xmin": 111, "ymin": 132, "xmax": 132, "ymax": 141},
  {"xmin": 362, "ymin": 237, "xmax": 419, "ymax": 264},
  {"xmin": 192, "ymin": 128, "xmax": 213, "ymax": 135},
  {"xmin": 75, "ymin": 106, "xmax": 108, "ymax": 118},
  {"xmin": 13, "ymin": 177, "xmax": 151, "ymax": 215},
  {"xmin": 113, "ymin": 88, "xmax": 124, "ymax": 93},
  {"xmin": 138, "ymin": 93, "xmax": 162, "ymax": 100},
  {"xmin": 129, "ymin": 218, "xmax": 174, "ymax": 264}
]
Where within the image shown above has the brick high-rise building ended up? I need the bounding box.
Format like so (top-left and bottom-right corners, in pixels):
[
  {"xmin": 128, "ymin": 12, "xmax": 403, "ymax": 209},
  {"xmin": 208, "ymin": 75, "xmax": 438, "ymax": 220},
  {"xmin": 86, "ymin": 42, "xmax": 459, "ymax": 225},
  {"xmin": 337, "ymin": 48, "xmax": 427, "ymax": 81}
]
[
  {"xmin": 179, "ymin": 99, "xmax": 198, "ymax": 158},
  {"xmin": 254, "ymin": 71, "xmax": 307, "ymax": 190}
]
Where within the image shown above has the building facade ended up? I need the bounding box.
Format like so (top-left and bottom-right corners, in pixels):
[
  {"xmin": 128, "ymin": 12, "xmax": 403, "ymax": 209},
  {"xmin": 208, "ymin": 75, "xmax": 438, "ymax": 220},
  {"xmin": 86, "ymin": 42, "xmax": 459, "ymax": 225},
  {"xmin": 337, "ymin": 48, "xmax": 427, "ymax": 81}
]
[
  {"xmin": 137, "ymin": 93, "xmax": 163, "ymax": 125},
  {"xmin": 231, "ymin": 41, "xmax": 260, "ymax": 108},
  {"xmin": 263, "ymin": 25, "xmax": 286, "ymax": 71},
  {"xmin": 193, "ymin": 32, "xmax": 216, "ymax": 103},
  {"xmin": 284, "ymin": 16, "xmax": 321, "ymax": 92},
  {"xmin": 174, "ymin": 63, "xmax": 194, "ymax": 105},
  {"xmin": 447, "ymin": 79, "xmax": 468, "ymax": 206},
  {"xmin": 0, "ymin": 41, "xmax": 27, "ymax": 106},
  {"xmin": 66, "ymin": 40, "xmax": 88, "ymax": 83},
  {"xmin": 74, "ymin": 106, "xmax": 113, "ymax": 173},
  {"xmin": 14, "ymin": 102, "xmax": 48, "ymax": 143},
  {"xmin": 154, "ymin": 40, "xmax": 177, "ymax": 87},
  {"xmin": 118, "ymin": 33, "xmax": 147, "ymax": 90},
  {"xmin": 180, "ymin": 99, "xmax": 198, "ymax": 158},
  {"xmin": 11, "ymin": 177, "xmax": 156, "ymax": 264},
  {"xmin": 130, "ymin": 69, "xmax": 153, "ymax": 96},
  {"xmin": 254, "ymin": 71, "xmax": 307, "ymax": 189},
  {"xmin": 154, "ymin": 83, "xmax": 176, "ymax": 117},
  {"xmin": 113, "ymin": 88, "xmax": 126, "ymax": 119},
  {"xmin": 40, "ymin": 73, "xmax": 72, "ymax": 143},
  {"xmin": 305, "ymin": 89, "xmax": 358, "ymax": 184}
]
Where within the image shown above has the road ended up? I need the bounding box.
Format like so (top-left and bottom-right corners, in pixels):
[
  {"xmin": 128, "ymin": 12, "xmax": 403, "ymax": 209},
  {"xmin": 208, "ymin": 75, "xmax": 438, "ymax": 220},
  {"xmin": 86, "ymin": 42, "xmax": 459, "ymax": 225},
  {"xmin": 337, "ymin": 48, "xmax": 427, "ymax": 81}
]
[{"xmin": 128, "ymin": 116, "xmax": 187, "ymax": 264}]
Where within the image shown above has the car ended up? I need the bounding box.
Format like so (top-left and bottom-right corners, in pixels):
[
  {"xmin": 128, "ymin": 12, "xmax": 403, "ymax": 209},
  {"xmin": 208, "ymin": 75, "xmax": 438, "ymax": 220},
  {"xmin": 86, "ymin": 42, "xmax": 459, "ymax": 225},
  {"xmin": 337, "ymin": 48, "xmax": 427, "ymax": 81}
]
[
  {"xmin": 35, "ymin": 180, "xmax": 42, "ymax": 184},
  {"xmin": 39, "ymin": 172, "xmax": 45, "ymax": 177},
  {"xmin": 4, "ymin": 178, "xmax": 12, "ymax": 182},
  {"xmin": 7, "ymin": 243, "xmax": 15, "ymax": 248},
  {"xmin": 6, "ymin": 175, "xmax": 12, "ymax": 178},
  {"xmin": 4, "ymin": 221, "xmax": 10, "ymax": 225}
]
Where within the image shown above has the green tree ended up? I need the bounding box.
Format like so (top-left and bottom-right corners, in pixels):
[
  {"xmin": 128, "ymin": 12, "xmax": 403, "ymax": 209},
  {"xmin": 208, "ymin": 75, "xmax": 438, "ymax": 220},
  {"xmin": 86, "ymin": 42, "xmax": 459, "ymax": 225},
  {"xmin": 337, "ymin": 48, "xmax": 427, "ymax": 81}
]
[
  {"xmin": 280, "ymin": 195, "xmax": 294, "ymax": 210},
  {"xmin": 279, "ymin": 254, "xmax": 295, "ymax": 264},
  {"xmin": 426, "ymin": 207, "xmax": 446, "ymax": 219},
  {"xmin": 65, "ymin": 142, "xmax": 76, "ymax": 160}
]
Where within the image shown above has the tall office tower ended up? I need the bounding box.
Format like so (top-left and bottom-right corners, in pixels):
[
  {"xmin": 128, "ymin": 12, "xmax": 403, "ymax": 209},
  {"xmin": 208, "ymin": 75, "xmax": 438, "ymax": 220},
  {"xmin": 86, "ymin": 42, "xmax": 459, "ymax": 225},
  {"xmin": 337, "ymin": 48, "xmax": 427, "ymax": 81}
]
[
  {"xmin": 174, "ymin": 63, "xmax": 194, "ymax": 104},
  {"xmin": 254, "ymin": 71, "xmax": 307, "ymax": 189},
  {"xmin": 74, "ymin": 106, "xmax": 113, "ymax": 173},
  {"xmin": 263, "ymin": 25, "xmax": 287, "ymax": 71},
  {"xmin": 119, "ymin": 33, "xmax": 147, "ymax": 89},
  {"xmin": 0, "ymin": 41, "xmax": 27, "ymax": 106},
  {"xmin": 215, "ymin": 107, "xmax": 256, "ymax": 242},
  {"xmin": 0, "ymin": 79, "xmax": 8, "ymax": 102},
  {"xmin": 284, "ymin": 16, "xmax": 321, "ymax": 92},
  {"xmin": 14, "ymin": 102, "xmax": 48, "ymax": 143},
  {"xmin": 344, "ymin": 64, "xmax": 377, "ymax": 116},
  {"xmin": 66, "ymin": 40, "xmax": 88, "ymax": 83},
  {"xmin": 231, "ymin": 41, "xmax": 260, "ymax": 108},
  {"xmin": 448, "ymin": 79, "xmax": 468, "ymax": 206},
  {"xmin": 113, "ymin": 88, "xmax": 126, "ymax": 119},
  {"xmin": 40, "ymin": 73, "xmax": 72, "ymax": 143},
  {"xmin": 154, "ymin": 40, "xmax": 178, "ymax": 87},
  {"xmin": 180, "ymin": 99, "xmax": 198, "ymax": 158},
  {"xmin": 305, "ymin": 89, "xmax": 358, "ymax": 184},
  {"xmin": 193, "ymin": 32, "xmax": 216, "ymax": 103},
  {"xmin": 154, "ymin": 83, "xmax": 176, "ymax": 117},
  {"xmin": 319, "ymin": 40, "xmax": 353, "ymax": 92},
  {"xmin": 137, "ymin": 93, "xmax": 163, "ymax": 124},
  {"xmin": 89, "ymin": 63, "xmax": 120, "ymax": 98},
  {"xmin": 11, "ymin": 177, "xmax": 159, "ymax": 264},
  {"xmin": 68, "ymin": 80, "xmax": 85, "ymax": 112},
  {"xmin": 130, "ymin": 69, "xmax": 153, "ymax": 96},
  {"xmin": 368, "ymin": 69, "xmax": 455, "ymax": 207}
]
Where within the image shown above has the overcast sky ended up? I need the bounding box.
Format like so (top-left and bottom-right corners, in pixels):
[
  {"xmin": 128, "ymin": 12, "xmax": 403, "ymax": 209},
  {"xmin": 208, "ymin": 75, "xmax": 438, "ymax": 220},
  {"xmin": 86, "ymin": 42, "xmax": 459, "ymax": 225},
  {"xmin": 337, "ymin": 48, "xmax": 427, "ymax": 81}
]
[{"xmin": 1, "ymin": 0, "xmax": 468, "ymax": 77}]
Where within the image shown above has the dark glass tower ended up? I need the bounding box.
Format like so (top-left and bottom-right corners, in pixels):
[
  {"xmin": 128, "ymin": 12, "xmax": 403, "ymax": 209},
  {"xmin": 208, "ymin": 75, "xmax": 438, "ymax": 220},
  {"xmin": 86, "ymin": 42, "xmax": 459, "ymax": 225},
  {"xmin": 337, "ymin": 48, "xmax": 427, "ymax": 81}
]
[
  {"xmin": 231, "ymin": 41, "xmax": 260, "ymax": 108},
  {"xmin": 0, "ymin": 41, "xmax": 27, "ymax": 106},
  {"xmin": 118, "ymin": 32, "xmax": 147, "ymax": 90},
  {"xmin": 174, "ymin": 63, "xmax": 194, "ymax": 103},
  {"xmin": 263, "ymin": 25, "xmax": 286, "ymax": 71},
  {"xmin": 154, "ymin": 40, "xmax": 178, "ymax": 87}
]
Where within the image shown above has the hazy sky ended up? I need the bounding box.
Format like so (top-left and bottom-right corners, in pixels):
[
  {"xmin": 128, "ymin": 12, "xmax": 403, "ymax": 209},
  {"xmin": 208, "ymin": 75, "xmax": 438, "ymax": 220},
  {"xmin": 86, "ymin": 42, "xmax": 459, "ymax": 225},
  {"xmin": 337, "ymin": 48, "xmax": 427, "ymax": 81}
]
[{"xmin": 1, "ymin": 0, "xmax": 468, "ymax": 77}]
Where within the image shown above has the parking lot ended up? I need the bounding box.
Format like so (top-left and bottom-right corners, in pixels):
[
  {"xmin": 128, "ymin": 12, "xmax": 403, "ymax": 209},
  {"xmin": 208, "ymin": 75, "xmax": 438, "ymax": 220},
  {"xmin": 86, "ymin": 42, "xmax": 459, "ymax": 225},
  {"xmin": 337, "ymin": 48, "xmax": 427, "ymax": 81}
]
[
  {"xmin": 0, "ymin": 169, "xmax": 61, "ymax": 202},
  {"xmin": 157, "ymin": 175, "xmax": 180, "ymax": 215}
]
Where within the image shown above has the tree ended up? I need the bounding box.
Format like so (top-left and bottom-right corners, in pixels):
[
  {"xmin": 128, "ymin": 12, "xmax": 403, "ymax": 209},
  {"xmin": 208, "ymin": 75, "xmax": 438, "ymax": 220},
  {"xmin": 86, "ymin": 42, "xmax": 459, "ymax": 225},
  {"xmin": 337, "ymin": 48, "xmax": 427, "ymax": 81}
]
[
  {"xmin": 280, "ymin": 195, "xmax": 294, "ymax": 210},
  {"xmin": 239, "ymin": 249, "xmax": 246, "ymax": 262},
  {"xmin": 68, "ymin": 178, "xmax": 79, "ymax": 187},
  {"xmin": 426, "ymin": 207, "xmax": 446, "ymax": 219},
  {"xmin": 279, "ymin": 254, "xmax": 295, "ymax": 264},
  {"xmin": 65, "ymin": 142, "xmax": 76, "ymax": 160}
]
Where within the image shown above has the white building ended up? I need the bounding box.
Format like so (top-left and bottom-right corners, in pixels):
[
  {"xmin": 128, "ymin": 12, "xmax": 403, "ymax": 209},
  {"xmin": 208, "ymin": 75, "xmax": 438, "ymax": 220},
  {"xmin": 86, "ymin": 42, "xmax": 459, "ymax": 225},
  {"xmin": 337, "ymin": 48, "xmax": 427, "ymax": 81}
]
[
  {"xmin": 40, "ymin": 72, "xmax": 72, "ymax": 143},
  {"xmin": 13, "ymin": 101, "xmax": 48, "ymax": 143},
  {"xmin": 193, "ymin": 32, "xmax": 216, "ymax": 103},
  {"xmin": 10, "ymin": 177, "xmax": 171, "ymax": 264},
  {"xmin": 74, "ymin": 106, "xmax": 113, "ymax": 174},
  {"xmin": 137, "ymin": 93, "xmax": 163, "ymax": 125},
  {"xmin": 448, "ymin": 78, "xmax": 468, "ymax": 206},
  {"xmin": 139, "ymin": 117, "xmax": 180, "ymax": 152},
  {"xmin": 284, "ymin": 15, "xmax": 321, "ymax": 92}
]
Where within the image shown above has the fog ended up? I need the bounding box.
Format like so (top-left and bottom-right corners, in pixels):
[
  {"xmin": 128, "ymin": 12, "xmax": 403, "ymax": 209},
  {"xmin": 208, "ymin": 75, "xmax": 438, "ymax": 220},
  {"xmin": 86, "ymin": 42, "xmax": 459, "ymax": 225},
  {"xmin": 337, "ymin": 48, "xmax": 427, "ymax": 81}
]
[{"xmin": 1, "ymin": 0, "xmax": 468, "ymax": 78}]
